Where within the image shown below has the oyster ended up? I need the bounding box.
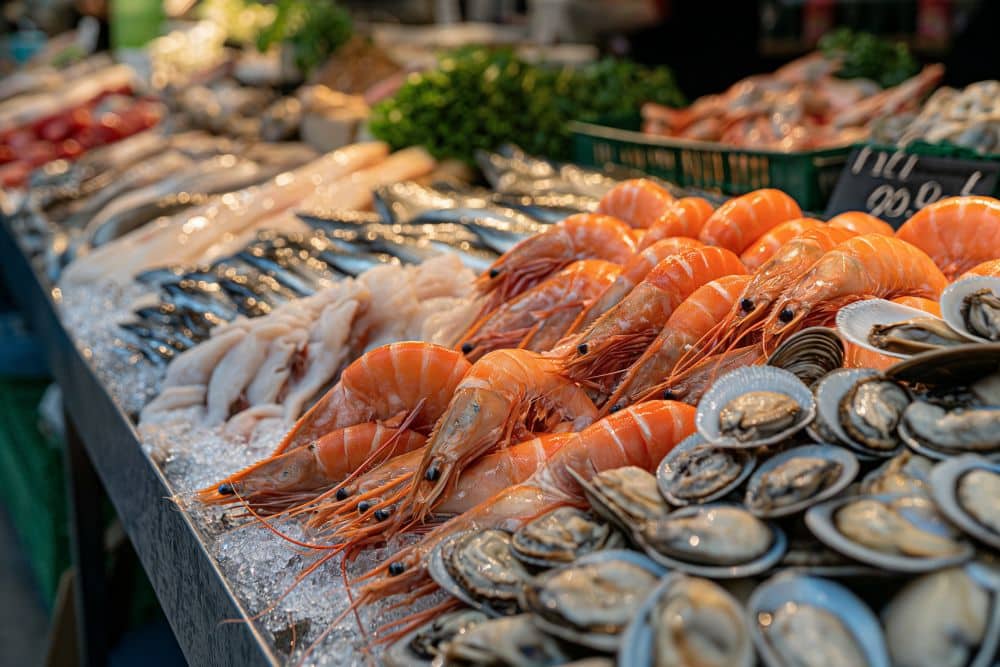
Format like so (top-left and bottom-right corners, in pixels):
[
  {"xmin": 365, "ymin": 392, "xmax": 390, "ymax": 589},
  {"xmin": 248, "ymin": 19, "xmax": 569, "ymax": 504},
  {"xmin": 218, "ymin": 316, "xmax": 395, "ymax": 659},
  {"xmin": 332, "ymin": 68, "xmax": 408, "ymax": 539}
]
[
  {"xmin": 901, "ymin": 401, "xmax": 1000, "ymax": 456},
  {"xmin": 762, "ymin": 602, "xmax": 867, "ymax": 667},
  {"xmin": 640, "ymin": 505, "xmax": 776, "ymax": 569},
  {"xmin": 519, "ymin": 554, "xmax": 660, "ymax": 651},
  {"xmin": 720, "ymin": 391, "xmax": 801, "ymax": 443},
  {"xmin": 744, "ymin": 444, "xmax": 857, "ymax": 518},
  {"xmin": 833, "ymin": 497, "xmax": 964, "ymax": 558},
  {"xmin": 961, "ymin": 288, "xmax": 1000, "ymax": 341},
  {"xmin": 436, "ymin": 530, "xmax": 530, "ymax": 616},
  {"xmin": 869, "ymin": 317, "xmax": 969, "ymax": 354},
  {"xmin": 861, "ymin": 452, "xmax": 934, "ymax": 497},
  {"xmin": 385, "ymin": 609, "xmax": 488, "ymax": 666},
  {"xmin": 441, "ymin": 614, "xmax": 572, "ymax": 666},
  {"xmin": 572, "ymin": 466, "xmax": 670, "ymax": 534},
  {"xmin": 958, "ymin": 468, "xmax": 1000, "ymax": 536},
  {"xmin": 658, "ymin": 435, "xmax": 754, "ymax": 506},
  {"xmin": 882, "ymin": 568, "xmax": 993, "ymax": 667},
  {"xmin": 511, "ymin": 507, "xmax": 622, "ymax": 568},
  {"xmin": 838, "ymin": 377, "xmax": 909, "ymax": 453}
]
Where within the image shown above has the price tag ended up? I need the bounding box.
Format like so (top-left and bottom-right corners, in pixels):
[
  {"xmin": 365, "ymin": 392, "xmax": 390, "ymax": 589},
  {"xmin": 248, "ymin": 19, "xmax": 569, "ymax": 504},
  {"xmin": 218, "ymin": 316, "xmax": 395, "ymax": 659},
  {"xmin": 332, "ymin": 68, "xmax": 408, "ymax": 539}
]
[{"xmin": 824, "ymin": 146, "xmax": 1000, "ymax": 228}]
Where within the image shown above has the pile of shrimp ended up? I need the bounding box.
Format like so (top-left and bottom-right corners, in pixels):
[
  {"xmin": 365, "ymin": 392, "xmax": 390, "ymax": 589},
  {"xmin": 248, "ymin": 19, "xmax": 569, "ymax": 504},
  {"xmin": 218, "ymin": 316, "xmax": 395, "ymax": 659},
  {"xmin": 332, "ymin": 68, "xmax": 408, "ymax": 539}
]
[{"xmin": 194, "ymin": 178, "xmax": 1000, "ymax": 658}]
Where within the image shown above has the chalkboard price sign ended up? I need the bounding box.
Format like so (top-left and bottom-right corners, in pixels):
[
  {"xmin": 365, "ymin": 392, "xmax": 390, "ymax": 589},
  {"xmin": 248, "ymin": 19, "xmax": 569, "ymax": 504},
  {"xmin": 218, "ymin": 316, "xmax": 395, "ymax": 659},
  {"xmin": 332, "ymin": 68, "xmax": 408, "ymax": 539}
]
[{"xmin": 824, "ymin": 146, "xmax": 1000, "ymax": 228}]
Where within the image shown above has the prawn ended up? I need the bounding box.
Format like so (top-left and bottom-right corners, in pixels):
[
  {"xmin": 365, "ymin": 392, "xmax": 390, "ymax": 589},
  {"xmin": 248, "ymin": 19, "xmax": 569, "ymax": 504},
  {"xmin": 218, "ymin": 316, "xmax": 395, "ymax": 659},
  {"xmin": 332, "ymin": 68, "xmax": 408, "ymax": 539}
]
[
  {"xmin": 828, "ymin": 211, "xmax": 894, "ymax": 237},
  {"xmin": 657, "ymin": 345, "xmax": 766, "ymax": 405},
  {"xmin": 457, "ymin": 260, "xmax": 620, "ymax": 362},
  {"xmin": 843, "ymin": 295, "xmax": 941, "ymax": 371},
  {"xmin": 559, "ymin": 246, "xmax": 746, "ymax": 397},
  {"xmin": 671, "ymin": 225, "xmax": 857, "ymax": 378},
  {"xmin": 697, "ymin": 188, "xmax": 802, "ymax": 254},
  {"xmin": 961, "ymin": 258, "xmax": 1000, "ymax": 280},
  {"xmin": 739, "ymin": 218, "xmax": 824, "ymax": 270},
  {"xmin": 895, "ymin": 196, "xmax": 1000, "ymax": 280},
  {"xmin": 605, "ymin": 274, "xmax": 751, "ymax": 412},
  {"xmin": 273, "ymin": 342, "xmax": 469, "ymax": 455},
  {"xmin": 596, "ymin": 178, "xmax": 675, "ymax": 228},
  {"xmin": 760, "ymin": 234, "xmax": 949, "ymax": 353},
  {"xmin": 637, "ymin": 197, "xmax": 715, "ymax": 250},
  {"xmin": 474, "ymin": 213, "xmax": 635, "ymax": 315},
  {"xmin": 196, "ymin": 423, "xmax": 427, "ymax": 514},
  {"xmin": 568, "ymin": 237, "xmax": 706, "ymax": 334}
]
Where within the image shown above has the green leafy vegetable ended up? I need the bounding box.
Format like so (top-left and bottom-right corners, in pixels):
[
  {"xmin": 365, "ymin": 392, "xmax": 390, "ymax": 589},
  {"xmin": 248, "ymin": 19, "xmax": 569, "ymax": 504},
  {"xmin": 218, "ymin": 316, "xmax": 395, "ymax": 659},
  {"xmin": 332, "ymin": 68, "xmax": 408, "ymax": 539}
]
[
  {"xmin": 255, "ymin": 0, "xmax": 352, "ymax": 76},
  {"xmin": 819, "ymin": 28, "xmax": 919, "ymax": 88}
]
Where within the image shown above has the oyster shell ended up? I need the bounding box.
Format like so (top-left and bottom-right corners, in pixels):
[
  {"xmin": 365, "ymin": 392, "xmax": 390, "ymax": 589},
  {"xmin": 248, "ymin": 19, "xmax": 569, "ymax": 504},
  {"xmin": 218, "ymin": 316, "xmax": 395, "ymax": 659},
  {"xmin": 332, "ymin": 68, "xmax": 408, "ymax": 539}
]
[
  {"xmin": 430, "ymin": 529, "xmax": 530, "ymax": 616},
  {"xmin": 743, "ymin": 444, "xmax": 858, "ymax": 518},
  {"xmin": 885, "ymin": 343, "xmax": 1000, "ymax": 387},
  {"xmin": 836, "ymin": 297, "xmax": 957, "ymax": 359},
  {"xmin": 657, "ymin": 433, "xmax": 755, "ymax": 506},
  {"xmin": 385, "ymin": 609, "xmax": 488, "ymax": 667},
  {"xmin": 571, "ymin": 466, "xmax": 670, "ymax": 535},
  {"xmin": 764, "ymin": 602, "xmax": 868, "ymax": 667},
  {"xmin": 838, "ymin": 377, "xmax": 909, "ymax": 453},
  {"xmin": 720, "ymin": 391, "xmax": 801, "ymax": 443},
  {"xmin": 930, "ymin": 455, "xmax": 1000, "ymax": 550},
  {"xmin": 861, "ymin": 451, "xmax": 934, "ymax": 497},
  {"xmin": 958, "ymin": 469, "xmax": 1000, "ymax": 536},
  {"xmin": 940, "ymin": 276, "xmax": 1000, "ymax": 343},
  {"xmin": 835, "ymin": 497, "xmax": 964, "ymax": 558},
  {"xmin": 441, "ymin": 614, "xmax": 572, "ymax": 666},
  {"xmin": 510, "ymin": 507, "xmax": 622, "ymax": 568},
  {"xmin": 900, "ymin": 401, "xmax": 1000, "ymax": 457}
]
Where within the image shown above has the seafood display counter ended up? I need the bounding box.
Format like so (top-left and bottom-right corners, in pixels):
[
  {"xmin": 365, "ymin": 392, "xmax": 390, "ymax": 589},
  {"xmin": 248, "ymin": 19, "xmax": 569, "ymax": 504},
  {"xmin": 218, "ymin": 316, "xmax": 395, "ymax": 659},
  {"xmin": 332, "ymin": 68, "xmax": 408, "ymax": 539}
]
[{"xmin": 0, "ymin": 218, "xmax": 278, "ymax": 667}]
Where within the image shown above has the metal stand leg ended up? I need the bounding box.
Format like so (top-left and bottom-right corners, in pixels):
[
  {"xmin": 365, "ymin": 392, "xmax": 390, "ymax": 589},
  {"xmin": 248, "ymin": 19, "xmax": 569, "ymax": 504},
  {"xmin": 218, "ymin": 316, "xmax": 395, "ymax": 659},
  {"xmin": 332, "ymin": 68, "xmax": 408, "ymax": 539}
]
[{"xmin": 63, "ymin": 403, "xmax": 109, "ymax": 667}]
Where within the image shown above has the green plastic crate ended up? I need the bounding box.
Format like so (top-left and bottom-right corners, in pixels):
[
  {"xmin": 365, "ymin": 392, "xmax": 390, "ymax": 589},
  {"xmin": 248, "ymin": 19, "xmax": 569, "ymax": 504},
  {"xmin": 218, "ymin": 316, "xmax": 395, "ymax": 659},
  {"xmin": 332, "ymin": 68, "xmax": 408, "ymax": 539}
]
[{"xmin": 570, "ymin": 113, "xmax": 852, "ymax": 210}]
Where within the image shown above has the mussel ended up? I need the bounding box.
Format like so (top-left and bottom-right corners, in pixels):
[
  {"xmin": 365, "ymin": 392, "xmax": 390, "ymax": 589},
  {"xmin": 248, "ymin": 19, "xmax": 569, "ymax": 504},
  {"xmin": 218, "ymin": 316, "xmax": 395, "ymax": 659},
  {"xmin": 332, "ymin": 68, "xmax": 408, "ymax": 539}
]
[
  {"xmin": 441, "ymin": 613, "xmax": 573, "ymax": 666},
  {"xmin": 837, "ymin": 298, "xmax": 961, "ymax": 358},
  {"xmin": 657, "ymin": 433, "xmax": 755, "ymax": 506},
  {"xmin": 765, "ymin": 326, "xmax": 844, "ymax": 387},
  {"xmin": 385, "ymin": 609, "xmax": 488, "ymax": 667},
  {"xmin": 900, "ymin": 400, "xmax": 1000, "ymax": 458},
  {"xmin": 743, "ymin": 444, "xmax": 858, "ymax": 518},
  {"xmin": 861, "ymin": 451, "xmax": 934, "ymax": 497},
  {"xmin": 930, "ymin": 455, "xmax": 1000, "ymax": 550},
  {"xmin": 838, "ymin": 376, "xmax": 910, "ymax": 454},
  {"xmin": 570, "ymin": 467, "xmax": 670, "ymax": 536},
  {"xmin": 510, "ymin": 507, "xmax": 623, "ymax": 568},
  {"xmin": 940, "ymin": 276, "xmax": 1000, "ymax": 343}
]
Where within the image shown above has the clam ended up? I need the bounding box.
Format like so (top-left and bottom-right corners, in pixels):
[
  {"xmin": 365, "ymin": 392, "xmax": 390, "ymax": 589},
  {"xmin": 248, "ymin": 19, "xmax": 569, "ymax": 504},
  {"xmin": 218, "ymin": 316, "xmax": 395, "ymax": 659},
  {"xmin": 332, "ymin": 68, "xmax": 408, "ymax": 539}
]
[
  {"xmin": 440, "ymin": 613, "xmax": 573, "ymax": 666},
  {"xmin": 637, "ymin": 504, "xmax": 786, "ymax": 578},
  {"xmin": 511, "ymin": 507, "xmax": 623, "ymax": 568},
  {"xmin": 743, "ymin": 444, "xmax": 858, "ymax": 518},
  {"xmin": 861, "ymin": 451, "xmax": 934, "ymax": 497},
  {"xmin": 899, "ymin": 400, "xmax": 1000, "ymax": 459},
  {"xmin": 930, "ymin": 455, "xmax": 1000, "ymax": 550},
  {"xmin": 749, "ymin": 573, "xmax": 890, "ymax": 667},
  {"xmin": 836, "ymin": 297, "xmax": 965, "ymax": 358},
  {"xmin": 384, "ymin": 609, "xmax": 488, "ymax": 667},
  {"xmin": 882, "ymin": 566, "xmax": 1000, "ymax": 667},
  {"xmin": 805, "ymin": 493, "xmax": 974, "ymax": 572},
  {"xmin": 518, "ymin": 550, "xmax": 664, "ymax": 651},
  {"xmin": 696, "ymin": 366, "xmax": 815, "ymax": 448},
  {"xmin": 838, "ymin": 376, "xmax": 910, "ymax": 454},
  {"xmin": 886, "ymin": 343, "xmax": 1000, "ymax": 387},
  {"xmin": 619, "ymin": 573, "xmax": 753, "ymax": 667},
  {"xmin": 765, "ymin": 325, "xmax": 845, "ymax": 387},
  {"xmin": 428, "ymin": 529, "xmax": 530, "ymax": 616},
  {"xmin": 940, "ymin": 276, "xmax": 1000, "ymax": 342},
  {"xmin": 569, "ymin": 466, "xmax": 671, "ymax": 536},
  {"xmin": 657, "ymin": 433, "xmax": 755, "ymax": 506}
]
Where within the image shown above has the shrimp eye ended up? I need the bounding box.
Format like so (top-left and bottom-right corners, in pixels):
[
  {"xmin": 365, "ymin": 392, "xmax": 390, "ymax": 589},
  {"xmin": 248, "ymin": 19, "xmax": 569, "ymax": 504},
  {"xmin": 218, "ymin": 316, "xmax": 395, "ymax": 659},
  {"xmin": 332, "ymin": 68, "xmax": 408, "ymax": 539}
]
[
  {"xmin": 779, "ymin": 308, "xmax": 795, "ymax": 323},
  {"xmin": 740, "ymin": 298, "xmax": 754, "ymax": 313},
  {"xmin": 218, "ymin": 483, "xmax": 235, "ymax": 496},
  {"xmin": 489, "ymin": 268, "xmax": 501, "ymax": 278},
  {"xmin": 358, "ymin": 500, "xmax": 372, "ymax": 513},
  {"xmin": 374, "ymin": 508, "xmax": 392, "ymax": 521},
  {"xmin": 460, "ymin": 342, "xmax": 474, "ymax": 354},
  {"xmin": 425, "ymin": 464, "xmax": 441, "ymax": 482},
  {"xmin": 388, "ymin": 562, "xmax": 406, "ymax": 576},
  {"xmin": 609, "ymin": 403, "xmax": 623, "ymax": 413},
  {"xmin": 335, "ymin": 488, "xmax": 350, "ymax": 501},
  {"xmin": 662, "ymin": 389, "xmax": 675, "ymax": 400},
  {"xmin": 577, "ymin": 343, "xmax": 589, "ymax": 355}
]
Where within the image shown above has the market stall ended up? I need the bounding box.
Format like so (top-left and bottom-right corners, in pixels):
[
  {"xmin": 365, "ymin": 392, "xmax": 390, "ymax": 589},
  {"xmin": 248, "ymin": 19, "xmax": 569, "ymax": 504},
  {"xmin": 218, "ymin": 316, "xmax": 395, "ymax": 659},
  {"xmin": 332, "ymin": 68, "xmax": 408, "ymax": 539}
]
[{"xmin": 1, "ymin": 3, "xmax": 999, "ymax": 667}]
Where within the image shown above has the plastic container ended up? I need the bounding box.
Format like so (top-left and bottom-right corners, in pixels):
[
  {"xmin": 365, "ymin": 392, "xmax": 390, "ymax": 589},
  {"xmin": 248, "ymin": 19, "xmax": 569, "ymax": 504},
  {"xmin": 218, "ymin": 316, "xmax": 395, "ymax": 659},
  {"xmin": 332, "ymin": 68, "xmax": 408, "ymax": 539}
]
[{"xmin": 570, "ymin": 114, "xmax": 852, "ymax": 210}]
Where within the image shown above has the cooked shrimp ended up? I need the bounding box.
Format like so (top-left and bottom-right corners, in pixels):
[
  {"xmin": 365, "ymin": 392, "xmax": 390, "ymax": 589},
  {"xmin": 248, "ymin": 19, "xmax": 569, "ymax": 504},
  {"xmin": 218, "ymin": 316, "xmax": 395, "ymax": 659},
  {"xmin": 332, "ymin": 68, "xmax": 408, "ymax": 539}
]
[
  {"xmin": 196, "ymin": 423, "xmax": 426, "ymax": 514},
  {"xmin": 457, "ymin": 260, "xmax": 620, "ymax": 362},
  {"xmin": 337, "ymin": 400, "xmax": 695, "ymax": 640},
  {"xmin": 659, "ymin": 345, "xmax": 765, "ymax": 405},
  {"xmin": 843, "ymin": 295, "xmax": 941, "ymax": 370},
  {"xmin": 597, "ymin": 178, "xmax": 675, "ymax": 228},
  {"xmin": 606, "ymin": 274, "xmax": 751, "ymax": 411},
  {"xmin": 739, "ymin": 218, "xmax": 824, "ymax": 270},
  {"xmin": 761, "ymin": 234, "xmax": 949, "ymax": 352},
  {"xmin": 568, "ymin": 237, "xmax": 706, "ymax": 334},
  {"xmin": 637, "ymin": 197, "xmax": 715, "ymax": 250},
  {"xmin": 560, "ymin": 246, "xmax": 746, "ymax": 396},
  {"xmin": 828, "ymin": 211, "xmax": 894, "ymax": 236},
  {"xmin": 672, "ymin": 225, "xmax": 857, "ymax": 377},
  {"xmin": 274, "ymin": 342, "xmax": 470, "ymax": 455},
  {"xmin": 474, "ymin": 213, "xmax": 636, "ymax": 314},
  {"xmin": 698, "ymin": 188, "xmax": 802, "ymax": 253},
  {"xmin": 896, "ymin": 196, "xmax": 1000, "ymax": 279},
  {"xmin": 961, "ymin": 258, "xmax": 1000, "ymax": 279}
]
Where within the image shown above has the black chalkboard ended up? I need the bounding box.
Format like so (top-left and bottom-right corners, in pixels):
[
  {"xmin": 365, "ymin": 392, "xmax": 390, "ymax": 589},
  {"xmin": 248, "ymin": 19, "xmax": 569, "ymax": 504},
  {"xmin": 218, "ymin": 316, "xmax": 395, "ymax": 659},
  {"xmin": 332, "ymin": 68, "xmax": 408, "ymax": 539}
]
[{"xmin": 824, "ymin": 146, "xmax": 1000, "ymax": 228}]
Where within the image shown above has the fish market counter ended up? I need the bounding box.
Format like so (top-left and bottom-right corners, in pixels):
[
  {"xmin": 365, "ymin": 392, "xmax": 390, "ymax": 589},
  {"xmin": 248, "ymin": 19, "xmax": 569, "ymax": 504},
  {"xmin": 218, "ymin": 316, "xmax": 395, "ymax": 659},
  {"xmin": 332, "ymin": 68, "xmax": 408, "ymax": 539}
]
[{"xmin": 0, "ymin": 218, "xmax": 278, "ymax": 667}]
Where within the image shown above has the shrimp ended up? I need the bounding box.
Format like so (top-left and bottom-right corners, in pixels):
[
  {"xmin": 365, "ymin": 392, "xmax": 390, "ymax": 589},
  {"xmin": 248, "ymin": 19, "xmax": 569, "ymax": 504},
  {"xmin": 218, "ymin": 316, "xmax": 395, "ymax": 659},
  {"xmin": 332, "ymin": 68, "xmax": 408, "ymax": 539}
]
[
  {"xmin": 843, "ymin": 295, "xmax": 941, "ymax": 371},
  {"xmin": 568, "ymin": 237, "xmax": 706, "ymax": 334},
  {"xmin": 597, "ymin": 178, "xmax": 675, "ymax": 228},
  {"xmin": 606, "ymin": 274, "xmax": 751, "ymax": 411},
  {"xmin": 396, "ymin": 349, "xmax": 598, "ymax": 525},
  {"xmin": 961, "ymin": 258, "xmax": 1000, "ymax": 279},
  {"xmin": 457, "ymin": 260, "xmax": 620, "ymax": 362},
  {"xmin": 828, "ymin": 211, "xmax": 894, "ymax": 237},
  {"xmin": 671, "ymin": 226, "xmax": 857, "ymax": 377},
  {"xmin": 637, "ymin": 197, "xmax": 715, "ymax": 250},
  {"xmin": 337, "ymin": 401, "xmax": 695, "ymax": 640},
  {"xmin": 559, "ymin": 246, "xmax": 746, "ymax": 396},
  {"xmin": 739, "ymin": 218, "xmax": 824, "ymax": 270},
  {"xmin": 697, "ymin": 188, "xmax": 802, "ymax": 253},
  {"xmin": 658, "ymin": 345, "xmax": 766, "ymax": 405},
  {"xmin": 274, "ymin": 342, "xmax": 470, "ymax": 455},
  {"xmin": 895, "ymin": 196, "xmax": 1000, "ymax": 279},
  {"xmin": 196, "ymin": 423, "xmax": 426, "ymax": 514},
  {"xmin": 474, "ymin": 213, "xmax": 635, "ymax": 315},
  {"xmin": 761, "ymin": 234, "xmax": 949, "ymax": 352}
]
